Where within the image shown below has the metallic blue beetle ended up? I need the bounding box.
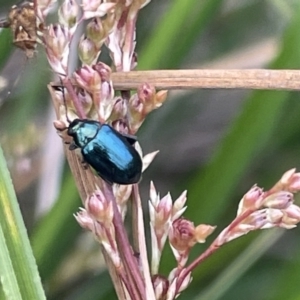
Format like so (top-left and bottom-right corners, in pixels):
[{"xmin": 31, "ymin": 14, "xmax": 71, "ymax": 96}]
[{"xmin": 67, "ymin": 119, "xmax": 142, "ymax": 185}]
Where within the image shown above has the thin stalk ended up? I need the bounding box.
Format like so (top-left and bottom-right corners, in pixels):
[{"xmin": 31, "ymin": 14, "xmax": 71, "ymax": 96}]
[
  {"xmin": 52, "ymin": 69, "xmax": 300, "ymax": 91},
  {"xmin": 110, "ymin": 69, "xmax": 300, "ymax": 91},
  {"xmin": 103, "ymin": 183, "xmax": 145, "ymax": 300}
]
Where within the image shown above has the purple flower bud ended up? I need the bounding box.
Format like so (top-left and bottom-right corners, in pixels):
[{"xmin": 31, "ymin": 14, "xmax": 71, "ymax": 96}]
[
  {"xmin": 284, "ymin": 204, "xmax": 300, "ymax": 220},
  {"xmin": 45, "ymin": 24, "xmax": 71, "ymax": 73},
  {"xmin": 85, "ymin": 190, "xmax": 113, "ymax": 226},
  {"xmin": 92, "ymin": 62, "xmax": 112, "ymax": 81},
  {"xmin": 74, "ymin": 65, "xmax": 101, "ymax": 92},
  {"xmin": 152, "ymin": 275, "xmax": 169, "ymax": 300},
  {"xmin": 263, "ymin": 191, "xmax": 293, "ymax": 209},
  {"xmin": 169, "ymin": 218, "xmax": 196, "ymax": 252},
  {"xmin": 155, "ymin": 193, "xmax": 173, "ymax": 227},
  {"xmin": 237, "ymin": 185, "xmax": 264, "ymax": 215},
  {"xmin": 111, "ymin": 97, "xmax": 128, "ymax": 119},
  {"xmin": 46, "ymin": 24, "xmax": 71, "ymax": 58},
  {"xmin": 281, "ymin": 169, "xmax": 300, "ymax": 192},
  {"xmin": 74, "ymin": 208, "xmax": 94, "ymax": 231}
]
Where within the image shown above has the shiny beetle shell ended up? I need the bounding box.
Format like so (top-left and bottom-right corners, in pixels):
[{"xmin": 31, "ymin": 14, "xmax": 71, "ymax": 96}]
[{"xmin": 67, "ymin": 119, "xmax": 142, "ymax": 185}]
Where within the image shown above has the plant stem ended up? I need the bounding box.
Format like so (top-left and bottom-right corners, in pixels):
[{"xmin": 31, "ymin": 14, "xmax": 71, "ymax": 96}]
[
  {"xmin": 111, "ymin": 69, "xmax": 300, "ymax": 91},
  {"xmin": 103, "ymin": 183, "xmax": 145, "ymax": 300},
  {"xmin": 52, "ymin": 69, "xmax": 300, "ymax": 92},
  {"xmin": 63, "ymin": 78, "xmax": 86, "ymax": 119}
]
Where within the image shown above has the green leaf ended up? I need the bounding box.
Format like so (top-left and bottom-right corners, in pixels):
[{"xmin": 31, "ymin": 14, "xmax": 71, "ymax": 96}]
[
  {"xmin": 31, "ymin": 172, "xmax": 81, "ymax": 281},
  {"xmin": 0, "ymin": 225, "xmax": 22, "ymax": 300},
  {"xmin": 0, "ymin": 145, "xmax": 46, "ymax": 300},
  {"xmin": 0, "ymin": 29, "xmax": 13, "ymax": 70},
  {"xmin": 139, "ymin": 0, "xmax": 224, "ymax": 69}
]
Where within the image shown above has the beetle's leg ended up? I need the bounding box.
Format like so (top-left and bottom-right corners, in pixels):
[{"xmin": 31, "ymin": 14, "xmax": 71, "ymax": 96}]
[
  {"xmin": 69, "ymin": 147, "xmax": 89, "ymax": 169},
  {"xmin": 70, "ymin": 148, "xmax": 89, "ymax": 169},
  {"xmin": 79, "ymin": 158, "xmax": 89, "ymax": 169},
  {"xmin": 69, "ymin": 142, "xmax": 78, "ymax": 150}
]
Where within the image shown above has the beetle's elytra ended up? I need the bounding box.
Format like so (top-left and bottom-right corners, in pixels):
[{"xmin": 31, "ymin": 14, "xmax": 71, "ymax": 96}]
[{"xmin": 67, "ymin": 119, "xmax": 142, "ymax": 185}]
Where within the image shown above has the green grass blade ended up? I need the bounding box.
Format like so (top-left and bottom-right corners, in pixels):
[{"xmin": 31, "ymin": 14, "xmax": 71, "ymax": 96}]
[
  {"xmin": 31, "ymin": 172, "xmax": 81, "ymax": 280},
  {"xmin": 0, "ymin": 30, "xmax": 13, "ymax": 70},
  {"xmin": 0, "ymin": 145, "xmax": 46, "ymax": 300},
  {"xmin": 269, "ymin": 241, "xmax": 300, "ymax": 300},
  {"xmin": 139, "ymin": 0, "xmax": 224, "ymax": 69},
  {"xmin": 0, "ymin": 225, "xmax": 22, "ymax": 300}
]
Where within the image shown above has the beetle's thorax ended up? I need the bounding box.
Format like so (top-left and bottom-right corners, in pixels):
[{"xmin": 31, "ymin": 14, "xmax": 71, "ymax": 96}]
[{"xmin": 68, "ymin": 119, "xmax": 101, "ymax": 148}]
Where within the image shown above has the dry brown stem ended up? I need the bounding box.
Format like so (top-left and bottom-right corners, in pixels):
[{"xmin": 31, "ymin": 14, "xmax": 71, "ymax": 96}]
[{"xmin": 111, "ymin": 69, "xmax": 300, "ymax": 91}]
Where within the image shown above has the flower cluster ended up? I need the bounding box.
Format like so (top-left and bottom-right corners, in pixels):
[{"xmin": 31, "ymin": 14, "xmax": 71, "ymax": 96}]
[
  {"xmin": 41, "ymin": 0, "xmax": 168, "ymax": 133},
  {"xmin": 148, "ymin": 182, "xmax": 215, "ymax": 299},
  {"xmin": 41, "ymin": 1, "xmax": 167, "ymax": 298},
  {"xmin": 215, "ymin": 169, "xmax": 300, "ymax": 246},
  {"xmin": 144, "ymin": 169, "xmax": 300, "ymax": 299},
  {"xmin": 75, "ymin": 189, "xmax": 122, "ymax": 268},
  {"xmin": 43, "ymin": 0, "xmax": 166, "ymax": 237}
]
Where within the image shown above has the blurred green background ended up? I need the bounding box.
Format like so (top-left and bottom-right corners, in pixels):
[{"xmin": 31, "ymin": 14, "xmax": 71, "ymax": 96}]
[{"xmin": 1, "ymin": 0, "xmax": 300, "ymax": 299}]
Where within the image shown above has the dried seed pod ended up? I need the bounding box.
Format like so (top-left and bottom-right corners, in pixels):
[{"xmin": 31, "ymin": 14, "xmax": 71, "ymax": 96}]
[{"xmin": 0, "ymin": 1, "xmax": 42, "ymax": 57}]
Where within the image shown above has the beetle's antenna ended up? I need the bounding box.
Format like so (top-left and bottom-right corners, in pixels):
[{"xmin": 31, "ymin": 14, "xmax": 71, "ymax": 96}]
[{"xmin": 60, "ymin": 77, "xmax": 72, "ymax": 124}]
